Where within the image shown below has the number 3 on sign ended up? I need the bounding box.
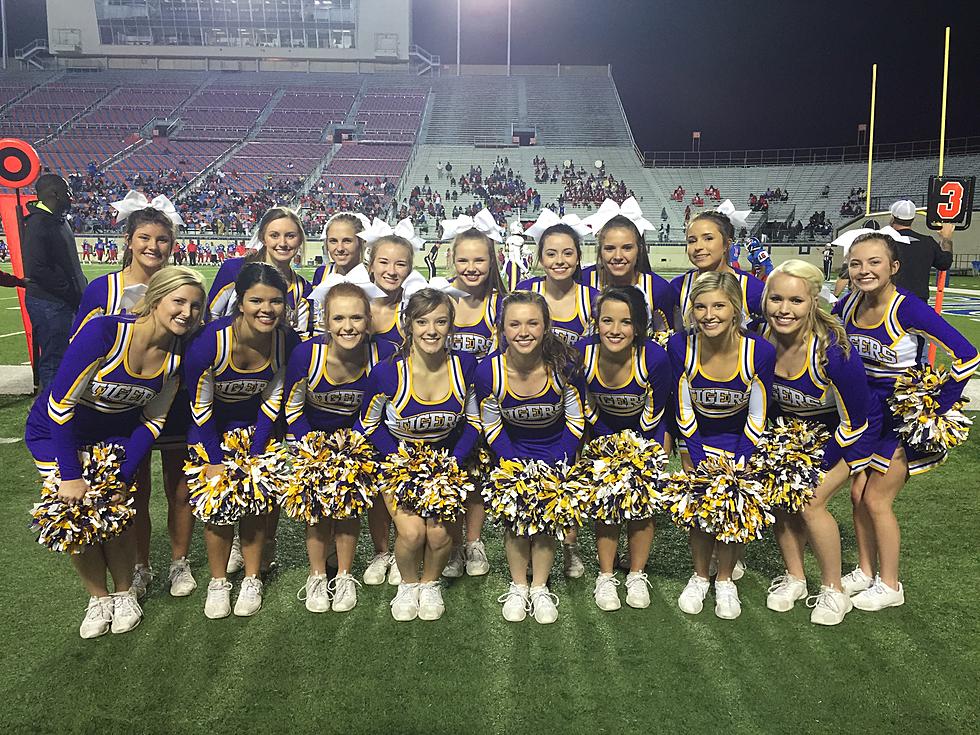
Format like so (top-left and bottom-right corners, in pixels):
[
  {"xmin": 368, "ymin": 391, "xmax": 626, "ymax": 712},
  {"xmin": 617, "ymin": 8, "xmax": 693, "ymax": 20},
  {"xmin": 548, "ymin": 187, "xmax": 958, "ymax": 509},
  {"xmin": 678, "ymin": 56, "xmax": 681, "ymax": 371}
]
[{"xmin": 926, "ymin": 176, "xmax": 975, "ymax": 231}]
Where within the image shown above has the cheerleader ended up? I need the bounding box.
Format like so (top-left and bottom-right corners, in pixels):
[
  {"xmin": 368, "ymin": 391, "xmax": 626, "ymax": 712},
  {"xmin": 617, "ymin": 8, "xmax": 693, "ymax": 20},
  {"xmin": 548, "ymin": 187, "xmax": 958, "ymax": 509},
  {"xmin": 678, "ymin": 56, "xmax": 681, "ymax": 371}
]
[
  {"xmin": 762, "ymin": 260, "xmax": 874, "ymax": 625},
  {"xmin": 516, "ymin": 221, "xmax": 598, "ymax": 347},
  {"xmin": 515, "ymin": 221, "xmax": 596, "ymax": 577},
  {"xmin": 672, "ymin": 211, "xmax": 765, "ymax": 329},
  {"xmin": 581, "ymin": 198, "xmax": 674, "ymax": 334},
  {"xmin": 475, "ymin": 291, "xmax": 586, "ymax": 624},
  {"xmin": 312, "ymin": 212, "xmax": 369, "ymax": 286},
  {"xmin": 70, "ymin": 195, "xmax": 199, "ymax": 600},
  {"xmin": 208, "ymin": 206, "xmax": 313, "ymax": 338},
  {"xmin": 357, "ymin": 289, "xmax": 480, "ymax": 621},
  {"xmin": 668, "ymin": 272, "xmax": 775, "ymax": 619},
  {"xmin": 25, "ymin": 266, "xmax": 205, "ymax": 638},
  {"xmin": 835, "ymin": 233, "xmax": 979, "ymax": 611},
  {"xmin": 184, "ymin": 263, "xmax": 299, "ymax": 619},
  {"xmin": 257, "ymin": 282, "xmax": 394, "ymax": 613},
  {"xmin": 359, "ymin": 232, "xmax": 421, "ymax": 585},
  {"xmin": 578, "ymin": 287, "xmax": 670, "ymax": 611},
  {"xmin": 441, "ymin": 224, "xmax": 509, "ymax": 579}
]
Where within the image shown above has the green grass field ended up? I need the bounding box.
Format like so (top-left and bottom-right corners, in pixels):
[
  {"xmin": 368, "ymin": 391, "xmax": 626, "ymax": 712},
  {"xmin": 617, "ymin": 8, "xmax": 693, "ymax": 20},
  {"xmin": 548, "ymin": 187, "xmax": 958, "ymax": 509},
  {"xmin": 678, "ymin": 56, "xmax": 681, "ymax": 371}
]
[{"xmin": 1, "ymin": 394, "xmax": 979, "ymax": 734}]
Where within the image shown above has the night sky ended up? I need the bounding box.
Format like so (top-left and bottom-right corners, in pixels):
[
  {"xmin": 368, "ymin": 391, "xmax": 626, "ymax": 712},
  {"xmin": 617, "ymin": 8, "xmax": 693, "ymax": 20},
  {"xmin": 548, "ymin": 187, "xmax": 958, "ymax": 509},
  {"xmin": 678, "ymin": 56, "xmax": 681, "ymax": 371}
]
[{"xmin": 5, "ymin": 0, "xmax": 977, "ymax": 152}]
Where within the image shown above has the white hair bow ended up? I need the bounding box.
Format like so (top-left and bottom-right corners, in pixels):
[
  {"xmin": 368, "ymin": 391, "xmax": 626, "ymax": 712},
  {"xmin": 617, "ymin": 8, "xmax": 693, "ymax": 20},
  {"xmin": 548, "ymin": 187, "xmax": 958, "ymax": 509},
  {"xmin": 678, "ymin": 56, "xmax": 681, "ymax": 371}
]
[
  {"xmin": 524, "ymin": 208, "xmax": 590, "ymax": 241},
  {"xmin": 320, "ymin": 211, "xmax": 372, "ymax": 241},
  {"xmin": 582, "ymin": 196, "xmax": 654, "ymax": 234},
  {"xmin": 716, "ymin": 199, "xmax": 751, "ymax": 229},
  {"xmin": 308, "ymin": 263, "xmax": 380, "ymax": 302},
  {"xmin": 396, "ymin": 271, "xmax": 468, "ymax": 303},
  {"xmin": 246, "ymin": 226, "xmax": 263, "ymax": 251},
  {"xmin": 360, "ymin": 217, "xmax": 426, "ymax": 252},
  {"xmin": 832, "ymin": 225, "xmax": 911, "ymax": 256},
  {"xmin": 440, "ymin": 208, "xmax": 504, "ymax": 242},
  {"xmin": 111, "ymin": 190, "xmax": 184, "ymax": 227}
]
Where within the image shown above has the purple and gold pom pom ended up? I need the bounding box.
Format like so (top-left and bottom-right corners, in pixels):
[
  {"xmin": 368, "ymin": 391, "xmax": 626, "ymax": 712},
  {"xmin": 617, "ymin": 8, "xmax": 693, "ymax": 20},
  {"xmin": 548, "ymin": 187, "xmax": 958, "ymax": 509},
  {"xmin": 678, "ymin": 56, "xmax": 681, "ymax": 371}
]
[
  {"xmin": 566, "ymin": 430, "xmax": 669, "ymax": 523},
  {"xmin": 30, "ymin": 443, "xmax": 136, "ymax": 554},
  {"xmin": 484, "ymin": 457, "xmax": 580, "ymax": 537},
  {"xmin": 650, "ymin": 328, "xmax": 675, "ymax": 349},
  {"xmin": 185, "ymin": 427, "xmax": 288, "ymax": 525},
  {"xmin": 280, "ymin": 429, "xmax": 377, "ymax": 523},
  {"xmin": 666, "ymin": 455, "xmax": 774, "ymax": 544},
  {"xmin": 380, "ymin": 443, "xmax": 471, "ymax": 523},
  {"xmin": 750, "ymin": 418, "xmax": 829, "ymax": 512},
  {"xmin": 889, "ymin": 364, "xmax": 972, "ymax": 453}
]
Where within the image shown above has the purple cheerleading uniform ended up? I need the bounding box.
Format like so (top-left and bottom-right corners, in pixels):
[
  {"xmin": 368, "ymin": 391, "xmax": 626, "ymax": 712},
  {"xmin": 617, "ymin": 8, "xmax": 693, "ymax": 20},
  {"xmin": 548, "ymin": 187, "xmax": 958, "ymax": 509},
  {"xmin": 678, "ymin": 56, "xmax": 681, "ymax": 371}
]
[
  {"xmin": 311, "ymin": 262, "xmax": 340, "ymax": 288},
  {"xmin": 184, "ymin": 315, "xmax": 299, "ymax": 463},
  {"xmin": 208, "ymin": 257, "xmax": 313, "ymax": 337},
  {"xmin": 668, "ymin": 331, "xmax": 775, "ymax": 467},
  {"xmin": 502, "ymin": 260, "xmax": 524, "ymax": 291},
  {"xmin": 356, "ymin": 352, "xmax": 480, "ymax": 461},
  {"xmin": 71, "ymin": 271, "xmax": 148, "ymax": 338},
  {"xmin": 766, "ymin": 330, "xmax": 876, "ymax": 472},
  {"xmin": 834, "ymin": 287, "xmax": 980, "ymax": 475},
  {"xmin": 515, "ymin": 276, "xmax": 597, "ymax": 346},
  {"xmin": 671, "ymin": 269, "xmax": 765, "ymax": 330},
  {"xmin": 581, "ymin": 265, "xmax": 675, "ymax": 334},
  {"xmin": 371, "ymin": 300, "xmax": 406, "ymax": 346},
  {"xmin": 447, "ymin": 292, "xmax": 502, "ymax": 359},
  {"xmin": 25, "ymin": 315, "xmax": 181, "ymax": 482},
  {"xmin": 270, "ymin": 337, "xmax": 395, "ymax": 442},
  {"xmin": 577, "ymin": 335, "xmax": 670, "ymax": 446},
  {"xmin": 474, "ymin": 352, "xmax": 586, "ymax": 463}
]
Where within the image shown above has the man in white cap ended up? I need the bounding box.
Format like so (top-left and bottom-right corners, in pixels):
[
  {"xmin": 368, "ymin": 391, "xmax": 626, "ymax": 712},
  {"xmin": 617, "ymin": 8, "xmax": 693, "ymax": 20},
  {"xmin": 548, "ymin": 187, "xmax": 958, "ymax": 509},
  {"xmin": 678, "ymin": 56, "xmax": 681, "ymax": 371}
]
[{"xmin": 888, "ymin": 199, "xmax": 953, "ymax": 303}]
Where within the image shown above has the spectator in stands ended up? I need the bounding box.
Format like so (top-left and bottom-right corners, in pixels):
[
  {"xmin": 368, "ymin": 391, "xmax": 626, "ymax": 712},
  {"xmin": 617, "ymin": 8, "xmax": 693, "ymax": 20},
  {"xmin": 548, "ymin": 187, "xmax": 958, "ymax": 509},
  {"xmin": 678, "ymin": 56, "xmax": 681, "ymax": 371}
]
[
  {"xmin": 822, "ymin": 243, "xmax": 835, "ymax": 281},
  {"xmin": 887, "ymin": 199, "xmax": 954, "ymax": 302},
  {"xmin": 822, "ymin": 185, "xmax": 830, "ymax": 197},
  {"xmin": 187, "ymin": 239, "xmax": 198, "ymax": 265},
  {"xmin": 22, "ymin": 174, "xmax": 86, "ymax": 390}
]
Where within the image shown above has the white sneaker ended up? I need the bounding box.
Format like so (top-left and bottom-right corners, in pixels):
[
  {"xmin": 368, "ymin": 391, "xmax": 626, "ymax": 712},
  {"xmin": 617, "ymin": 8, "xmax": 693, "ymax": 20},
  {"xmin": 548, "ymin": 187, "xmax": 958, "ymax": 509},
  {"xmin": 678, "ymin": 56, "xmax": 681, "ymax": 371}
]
[
  {"xmin": 852, "ymin": 577, "xmax": 905, "ymax": 611},
  {"xmin": 234, "ymin": 575, "xmax": 264, "ymax": 617},
  {"xmin": 110, "ymin": 590, "xmax": 143, "ymax": 634},
  {"xmin": 709, "ymin": 555, "xmax": 746, "ymax": 581},
  {"xmin": 329, "ymin": 572, "xmax": 360, "ymax": 613},
  {"xmin": 593, "ymin": 573, "xmax": 622, "ymax": 611},
  {"xmin": 390, "ymin": 582, "xmax": 420, "ymax": 621},
  {"xmin": 677, "ymin": 574, "xmax": 710, "ymax": 615},
  {"xmin": 530, "ymin": 585, "xmax": 559, "ymax": 624},
  {"xmin": 498, "ymin": 583, "xmax": 530, "ymax": 622},
  {"xmin": 732, "ymin": 559, "xmax": 746, "ymax": 581},
  {"xmin": 261, "ymin": 537, "xmax": 278, "ymax": 573},
  {"xmin": 465, "ymin": 539, "xmax": 490, "ymax": 576},
  {"xmin": 79, "ymin": 596, "xmax": 113, "ymax": 639},
  {"xmin": 714, "ymin": 580, "xmax": 742, "ymax": 620},
  {"xmin": 625, "ymin": 571, "xmax": 653, "ymax": 609},
  {"xmin": 387, "ymin": 558, "xmax": 402, "ymax": 586},
  {"xmin": 226, "ymin": 534, "xmax": 244, "ymax": 575},
  {"xmin": 766, "ymin": 573, "xmax": 808, "ymax": 612},
  {"xmin": 563, "ymin": 544, "xmax": 585, "ymax": 579},
  {"xmin": 363, "ymin": 551, "xmax": 392, "ymax": 585},
  {"xmin": 808, "ymin": 586, "xmax": 853, "ymax": 626},
  {"xmin": 442, "ymin": 546, "xmax": 465, "ymax": 579},
  {"xmin": 841, "ymin": 566, "xmax": 874, "ymax": 595},
  {"xmin": 168, "ymin": 558, "xmax": 197, "ymax": 598},
  {"xmin": 418, "ymin": 581, "xmax": 446, "ymax": 621},
  {"xmin": 131, "ymin": 564, "xmax": 153, "ymax": 600},
  {"xmin": 204, "ymin": 578, "xmax": 232, "ymax": 619},
  {"xmin": 297, "ymin": 574, "xmax": 331, "ymax": 613}
]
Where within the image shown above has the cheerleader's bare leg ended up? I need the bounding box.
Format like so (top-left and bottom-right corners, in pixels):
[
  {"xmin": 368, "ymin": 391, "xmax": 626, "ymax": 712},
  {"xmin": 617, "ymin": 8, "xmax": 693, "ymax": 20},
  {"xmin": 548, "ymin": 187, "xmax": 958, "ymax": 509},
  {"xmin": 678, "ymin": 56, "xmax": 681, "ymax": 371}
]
[
  {"xmin": 714, "ymin": 541, "xmax": 743, "ymax": 582},
  {"xmin": 367, "ymin": 500, "xmax": 392, "ymax": 555},
  {"xmin": 161, "ymin": 447, "xmax": 194, "ymax": 560},
  {"xmin": 239, "ymin": 514, "xmax": 267, "ymax": 579},
  {"xmin": 595, "ymin": 522, "xmax": 620, "ymax": 575},
  {"xmin": 102, "ymin": 527, "xmax": 137, "ymax": 591},
  {"xmin": 305, "ymin": 521, "xmax": 334, "ymax": 576},
  {"xmin": 422, "ymin": 518, "xmax": 453, "ymax": 581},
  {"xmin": 334, "ymin": 518, "xmax": 359, "ymax": 574},
  {"xmin": 626, "ymin": 519, "xmax": 654, "ymax": 572},
  {"xmin": 849, "ymin": 470, "xmax": 878, "ymax": 576},
  {"xmin": 801, "ymin": 459, "xmax": 851, "ymax": 589},
  {"xmin": 529, "ymin": 535, "xmax": 556, "ymax": 588},
  {"xmin": 858, "ymin": 447, "xmax": 907, "ymax": 589},
  {"xmin": 504, "ymin": 531, "xmax": 531, "ymax": 586},
  {"xmin": 688, "ymin": 528, "xmax": 715, "ymax": 579},
  {"xmin": 773, "ymin": 510, "xmax": 808, "ymax": 579},
  {"xmin": 464, "ymin": 499, "xmax": 486, "ymax": 544},
  {"xmin": 132, "ymin": 457, "xmax": 153, "ymax": 567},
  {"xmin": 71, "ymin": 545, "xmax": 112, "ymax": 597},
  {"xmin": 204, "ymin": 524, "xmax": 235, "ymax": 579},
  {"xmin": 390, "ymin": 512, "xmax": 425, "ymax": 582}
]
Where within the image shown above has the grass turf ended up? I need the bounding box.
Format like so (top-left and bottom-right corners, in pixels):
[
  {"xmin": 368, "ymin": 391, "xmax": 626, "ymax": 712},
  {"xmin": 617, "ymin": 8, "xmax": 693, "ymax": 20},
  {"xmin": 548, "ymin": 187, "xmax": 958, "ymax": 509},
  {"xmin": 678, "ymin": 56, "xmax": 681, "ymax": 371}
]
[{"xmin": 0, "ymin": 392, "xmax": 978, "ymax": 734}]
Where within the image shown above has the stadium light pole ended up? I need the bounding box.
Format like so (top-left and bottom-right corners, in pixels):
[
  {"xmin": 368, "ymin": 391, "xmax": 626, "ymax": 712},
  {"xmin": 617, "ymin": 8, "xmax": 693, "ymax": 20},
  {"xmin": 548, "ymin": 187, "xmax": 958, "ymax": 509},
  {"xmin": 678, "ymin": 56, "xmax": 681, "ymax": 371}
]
[
  {"xmin": 1, "ymin": 0, "xmax": 7, "ymax": 71},
  {"xmin": 507, "ymin": 0, "xmax": 511, "ymax": 77},
  {"xmin": 456, "ymin": 0, "xmax": 461, "ymax": 76}
]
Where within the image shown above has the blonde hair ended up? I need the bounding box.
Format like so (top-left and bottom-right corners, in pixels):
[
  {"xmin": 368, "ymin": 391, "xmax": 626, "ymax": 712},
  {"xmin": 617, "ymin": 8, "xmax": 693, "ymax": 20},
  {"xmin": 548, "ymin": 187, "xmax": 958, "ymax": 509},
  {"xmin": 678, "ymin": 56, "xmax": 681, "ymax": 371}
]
[
  {"xmin": 134, "ymin": 266, "xmax": 206, "ymax": 331},
  {"xmin": 324, "ymin": 212, "xmax": 366, "ymax": 263},
  {"xmin": 245, "ymin": 206, "xmax": 306, "ymax": 263},
  {"xmin": 683, "ymin": 271, "xmax": 743, "ymax": 337},
  {"xmin": 765, "ymin": 259, "xmax": 850, "ymax": 362},
  {"xmin": 367, "ymin": 234, "xmax": 415, "ymax": 278},
  {"xmin": 323, "ymin": 282, "xmax": 373, "ymax": 334}
]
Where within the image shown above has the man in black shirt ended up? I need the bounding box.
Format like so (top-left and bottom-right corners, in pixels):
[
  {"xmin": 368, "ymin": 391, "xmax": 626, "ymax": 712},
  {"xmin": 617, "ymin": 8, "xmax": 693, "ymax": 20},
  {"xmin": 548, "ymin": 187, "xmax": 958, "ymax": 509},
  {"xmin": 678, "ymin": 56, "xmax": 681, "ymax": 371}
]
[
  {"xmin": 22, "ymin": 174, "xmax": 85, "ymax": 390},
  {"xmin": 888, "ymin": 199, "xmax": 953, "ymax": 303}
]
